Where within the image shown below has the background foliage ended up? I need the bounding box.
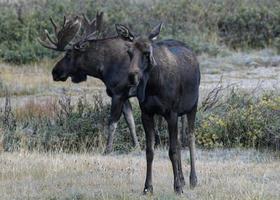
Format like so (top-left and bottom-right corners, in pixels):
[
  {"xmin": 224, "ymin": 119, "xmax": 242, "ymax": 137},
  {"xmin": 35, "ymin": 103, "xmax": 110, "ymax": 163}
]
[
  {"xmin": 1, "ymin": 88, "xmax": 279, "ymax": 152},
  {"xmin": 0, "ymin": 0, "xmax": 280, "ymax": 64}
]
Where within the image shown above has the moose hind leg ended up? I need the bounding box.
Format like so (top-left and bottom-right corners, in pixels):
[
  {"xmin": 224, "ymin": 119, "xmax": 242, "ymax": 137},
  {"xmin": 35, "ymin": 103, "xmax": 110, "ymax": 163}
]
[
  {"xmin": 104, "ymin": 96, "xmax": 124, "ymax": 154},
  {"xmin": 122, "ymin": 100, "xmax": 140, "ymax": 148},
  {"xmin": 142, "ymin": 112, "xmax": 155, "ymax": 194},
  {"xmin": 180, "ymin": 115, "xmax": 188, "ymax": 148},
  {"xmin": 166, "ymin": 113, "xmax": 183, "ymax": 194},
  {"xmin": 187, "ymin": 104, "xmax": 198, "ymax": 188}
]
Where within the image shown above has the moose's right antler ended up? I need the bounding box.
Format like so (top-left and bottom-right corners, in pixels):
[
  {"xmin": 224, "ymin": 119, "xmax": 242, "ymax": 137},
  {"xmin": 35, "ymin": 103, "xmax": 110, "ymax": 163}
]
[{"xmin": 38, "ymin": 16, "xmax": 82, "ymax": 51}]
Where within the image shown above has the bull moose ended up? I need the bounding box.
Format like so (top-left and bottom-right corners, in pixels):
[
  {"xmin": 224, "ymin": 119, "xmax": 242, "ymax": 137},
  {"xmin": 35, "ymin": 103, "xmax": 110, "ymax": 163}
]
[
  {"xmin": 116, "ymin": 23, "xmax": 200, "ymax": 194},
  {"xmin": 38, "ymin": 13, "xmax": 152, "ymax": 153}
]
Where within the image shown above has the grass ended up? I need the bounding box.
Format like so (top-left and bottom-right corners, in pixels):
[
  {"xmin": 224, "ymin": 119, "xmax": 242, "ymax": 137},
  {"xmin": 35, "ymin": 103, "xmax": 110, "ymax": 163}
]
[
  {"xmin": 0, "ymin": 149, "xmax": 279, "ymax": 200},
  {"xmin": 0, "ymin": 48, "xmax": 279, "ymax": 99},
  {"xmin": 0, "ymin": 41, "xmax": 279, "ymax": 199}
]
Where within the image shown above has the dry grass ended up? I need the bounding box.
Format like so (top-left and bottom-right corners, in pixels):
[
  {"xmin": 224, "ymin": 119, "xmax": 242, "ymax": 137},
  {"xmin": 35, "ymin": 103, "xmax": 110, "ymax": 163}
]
[
  {"xmin": 0, "ymin": 61, "xmax": 104, "ymax": 98},
  {"xmin": 0, "ymin": 149, "xmax": 279, "ymax": 200},
  {"xmin": 1, "ymin": 49, "xmax": 279, "ymax": 109}
]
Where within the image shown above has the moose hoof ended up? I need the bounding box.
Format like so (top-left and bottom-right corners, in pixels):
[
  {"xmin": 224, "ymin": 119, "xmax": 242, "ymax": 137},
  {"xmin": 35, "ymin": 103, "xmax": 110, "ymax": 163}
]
[
  {"xmin": 143, "ymin": 186, "xmax": 153, "ymax": 195},
  {"xmin": 190, "ymin": 175, "xmax": 197, "ymax": 189},
  {"xmin": 174, "ymin": 186, "xmax": 183, "ymax": 195}
]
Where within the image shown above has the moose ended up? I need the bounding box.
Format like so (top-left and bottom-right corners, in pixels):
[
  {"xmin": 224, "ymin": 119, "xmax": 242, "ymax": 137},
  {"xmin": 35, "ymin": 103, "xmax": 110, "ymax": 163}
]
[
  {"xmin": 38, "ymin": 13, "xmax": 190, "ymax": 153},
  {"xmin": 38, "ymin": 13, "xmax": 146, "ymax": 153},
  {"xmin": 116, "ymin": 23, "xmax": 200, "ymax": 193}
]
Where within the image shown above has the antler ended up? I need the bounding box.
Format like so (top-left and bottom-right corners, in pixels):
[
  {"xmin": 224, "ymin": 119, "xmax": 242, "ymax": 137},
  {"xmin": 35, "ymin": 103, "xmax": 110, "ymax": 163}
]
[
  {"xmin": 95, "ymin": 11, "xmax": 103, "ymax": 33},
  {"xmin": 81, "ymin": 11, "xmax": 103, "ymax": 40},
  {"xmin": 38, "ymin": 16, "xmax": 82, "ymax": 51}
]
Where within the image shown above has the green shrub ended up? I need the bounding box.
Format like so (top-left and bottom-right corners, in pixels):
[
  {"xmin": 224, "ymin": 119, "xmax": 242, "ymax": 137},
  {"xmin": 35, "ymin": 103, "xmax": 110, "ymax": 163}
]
[
  {"xmin": 197, "ymin": 89, "xmax": 280, "ymax": 150},
  {"xmin": 218, "ymin": 7, "xmax": 280, "ymax": 49},
  {"xmin": 1, "ymin": 0, "xmax": 280, "ymax": 64}
]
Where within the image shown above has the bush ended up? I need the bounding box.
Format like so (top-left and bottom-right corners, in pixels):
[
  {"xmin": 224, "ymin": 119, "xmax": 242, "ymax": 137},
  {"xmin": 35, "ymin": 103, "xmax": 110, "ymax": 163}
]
[
  {"xmin": 1, "ymin": 87, "xmax": 279, "ymax": 153},
  {"xmin": 218, "ymin": 7, "xmax": 280, "ymax": 49},
  {"xmin": 197, "ymin": 88, "xmax": 280, "ymax": 150},
  {"xmin": 1, "ymin": 0, "xmax": 280, "ymax": 64}
]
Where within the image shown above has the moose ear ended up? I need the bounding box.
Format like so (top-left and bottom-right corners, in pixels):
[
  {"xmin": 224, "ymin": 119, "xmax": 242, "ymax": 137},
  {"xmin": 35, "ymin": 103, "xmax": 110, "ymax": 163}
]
[
  {"xmin": 148, "ymin": 22, "xmax": 163, "ymax": 40},
  {"xmin": 115, "ymin": 24, "xmax": 134, "ymax": 41}
]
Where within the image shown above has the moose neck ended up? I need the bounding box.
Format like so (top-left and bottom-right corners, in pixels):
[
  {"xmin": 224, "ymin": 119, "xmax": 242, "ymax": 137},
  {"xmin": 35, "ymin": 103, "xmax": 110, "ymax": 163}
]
[{"xmin": 82, "ymin": 37, "xmax": 130, "ymax": 82}]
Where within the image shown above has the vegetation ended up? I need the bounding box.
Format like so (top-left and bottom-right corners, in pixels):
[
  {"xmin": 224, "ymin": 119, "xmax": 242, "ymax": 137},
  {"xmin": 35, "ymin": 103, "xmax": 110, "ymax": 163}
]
[
  {"xmin": 1, "ymin": 149, "xmax": 280, "ymax": 200},
  {"xmin": 197, "ymin": 88, "xmax": 280, "ymax": 150},
  {"xmin": 1, "ymin": 0, "xmax": 280, "ymax": 64},
  {"xmin": 1, "ymin": 87, "xmax": 279, "ymax": 153}
]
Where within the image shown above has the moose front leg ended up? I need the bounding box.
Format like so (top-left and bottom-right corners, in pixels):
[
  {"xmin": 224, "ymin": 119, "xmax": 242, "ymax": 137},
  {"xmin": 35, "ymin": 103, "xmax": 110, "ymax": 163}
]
[
  {"xmin": 166, "ymin": 112, "xmax": 183, "ymax": 194},
  {"xmin": 142, "ymin": 112, "xmax": 155, "ymax": 194},
  {"xmin": 122, "ymin": 100, "xmax": 140, "ymax": 149},
  {"xmin": 104, "ymin": 96, "xmax": 124, "ymax": 154},
  {"xmin": 177, "ymin": 144, "xmax": 185, "ymax": 186},
  {"xmin": 154, "ymin": 116, "xmax": 162, "ymax": 147}
]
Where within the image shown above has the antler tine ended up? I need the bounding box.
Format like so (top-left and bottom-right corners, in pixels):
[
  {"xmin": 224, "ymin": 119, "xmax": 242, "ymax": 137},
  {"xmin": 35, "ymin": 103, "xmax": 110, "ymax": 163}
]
[
  {"xmin": 82, "ymin": 13, "xmax": 90, "ymax": 25},
  {"xmin": 38, "ymin": 38, "xmax": 63, "ymax": 51},
  {"xmin": 39, "ymin": 16, "xmax": 81, "ymax": 51},
  {"xmin": 96, "ymin": 11, "xmax": 103, "ymax": 33},
  {"xmin": 44, "ymin": 29, "xmax": 57, "ymax": 46},
  {"xmin": 49, "ymin": 17, "xmax": 58, "ymax": 37},
  {"xmin": 81, "ymin": 13, "xmax": 96, "ymax": 37},
  {"xmin": 62, "ymin": 16, "xmax": 67, "ymax": 29}
]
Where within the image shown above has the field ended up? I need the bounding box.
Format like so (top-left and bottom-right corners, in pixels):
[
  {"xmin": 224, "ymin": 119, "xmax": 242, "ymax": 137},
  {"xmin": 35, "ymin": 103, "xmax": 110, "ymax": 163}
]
[
  {"xmin": 1, "ymin": 0, "xmax": 280, "ymax": 199},
  {"xmin": 0, "ymin": 49, "xmax": 280, "ymax": 200},
  {"xmin": 0, "ymin": 149, "xmax": 279, "ymax": 200}
]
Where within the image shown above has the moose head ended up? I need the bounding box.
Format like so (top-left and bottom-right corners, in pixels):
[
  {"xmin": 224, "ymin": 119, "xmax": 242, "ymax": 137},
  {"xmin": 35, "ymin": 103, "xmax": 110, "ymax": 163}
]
[
  {"xmin": 39, "ymin": 12, "xmax": 104, "ymax": 83},
  {"xmin": 115, "ymin": 23, "xmax": 162, "ymax": 101}
]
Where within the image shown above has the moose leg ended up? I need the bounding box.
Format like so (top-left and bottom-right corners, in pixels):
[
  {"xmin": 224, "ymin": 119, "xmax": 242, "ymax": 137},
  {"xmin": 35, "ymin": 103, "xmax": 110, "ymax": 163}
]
[
  {"xmin": 178, "ymin": 116, "xmax": 186, "ymax": 186},
  {"xmin": 187, "ymin": 105, "xmax": 198, "ymax": 188},
  {"xmin": 180, "ymin": 115, "xmax": 188, "ymax": 148},
  {"xmin": 166, "ymin": 112, "xmax": 182, "ymax": 194},
  {"xmin": 142, "ymin": 112, "xmax": 155, "ymax": 194},
  {"xmin": 177, "ymin": 144, "xmax": 185, "ymax": 186},
  {"xmin": 122, "ymin": 100, "xmax": 140, "ymax": 148},
  {"xmin": 154, "ymin": 115, "xmax": 162, "ymax": 147},
  {"xmin": 104, "ymin": 96, "xmax": 124, "ymax": 154}
]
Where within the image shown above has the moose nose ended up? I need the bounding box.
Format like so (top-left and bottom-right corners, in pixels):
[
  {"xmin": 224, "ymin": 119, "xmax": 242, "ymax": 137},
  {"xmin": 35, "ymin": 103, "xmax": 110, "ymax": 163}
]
[
  {"xmin": 128, "ymin": 72, "xmax": 139, "ymax": 86},
  {"xmin": 52, "ymin": 68, "xmax": 60, "ymax": 81}
]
